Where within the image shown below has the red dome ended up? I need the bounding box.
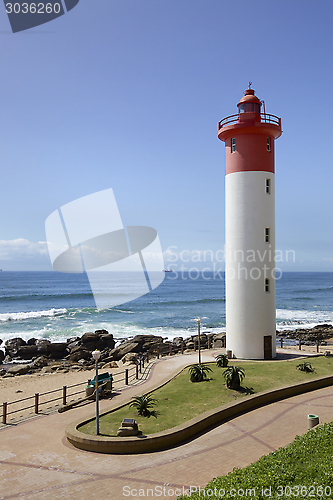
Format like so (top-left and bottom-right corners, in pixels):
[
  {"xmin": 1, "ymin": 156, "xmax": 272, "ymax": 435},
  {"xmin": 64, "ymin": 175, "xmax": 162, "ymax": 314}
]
[{"xmin": 237, "ymin": 88, "xmax": 261, "ymax": 108}]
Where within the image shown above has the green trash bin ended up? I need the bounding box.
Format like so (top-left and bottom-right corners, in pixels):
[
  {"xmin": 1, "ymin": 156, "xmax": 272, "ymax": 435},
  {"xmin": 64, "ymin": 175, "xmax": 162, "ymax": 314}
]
[
  {"xmin": 86, "ymin": 384, "xmax": 94, "ymax": 397},
  {"xmin": 308, "ymin": 414, "xmax": 319, "ymax": 429}
]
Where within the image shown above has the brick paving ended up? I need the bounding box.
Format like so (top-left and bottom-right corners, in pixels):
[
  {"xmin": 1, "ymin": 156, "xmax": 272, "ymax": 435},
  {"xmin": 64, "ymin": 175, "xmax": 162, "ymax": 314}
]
[{"xmin": 1, "ymin": 350, "xmax": 332, "ymax": 500}]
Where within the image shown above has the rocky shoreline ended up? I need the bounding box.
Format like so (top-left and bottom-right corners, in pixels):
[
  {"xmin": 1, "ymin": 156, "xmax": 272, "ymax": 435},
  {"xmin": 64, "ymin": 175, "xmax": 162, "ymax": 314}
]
[
  {"xmin": 1, "ymin": 323, "xmax": 332, "ymax": 377},
  {"xmin": 0, "ymin": 330, "xmax": 226, "ymax": 377},
  {"xmin": 277, "ymin": 324, "xmax": 333, "ymax": 344}
]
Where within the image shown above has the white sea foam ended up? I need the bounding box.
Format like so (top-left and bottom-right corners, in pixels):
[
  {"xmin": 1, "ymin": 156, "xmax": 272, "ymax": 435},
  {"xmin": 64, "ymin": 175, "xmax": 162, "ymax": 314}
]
[
  {"xmin": 0, "ymin": 308, "xmax": 67, "ymax": 323},
  {"xmin": 276, "ymin": 308, "xmax": 333, "ymax": 331}
]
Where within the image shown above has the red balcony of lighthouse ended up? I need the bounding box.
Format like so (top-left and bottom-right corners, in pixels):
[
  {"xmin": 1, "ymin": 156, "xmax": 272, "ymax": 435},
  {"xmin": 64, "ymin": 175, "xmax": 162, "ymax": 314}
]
[{"xmin": 218, "ymin": 86, "xmax": 282, "ymax": 142}]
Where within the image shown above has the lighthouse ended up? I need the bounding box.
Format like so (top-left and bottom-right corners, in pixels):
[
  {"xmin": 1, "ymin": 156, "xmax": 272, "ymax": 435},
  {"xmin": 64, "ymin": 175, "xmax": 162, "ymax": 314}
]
[{"xmin": 218, "ymin": 84, "xmax": 282, "ymax": 359}]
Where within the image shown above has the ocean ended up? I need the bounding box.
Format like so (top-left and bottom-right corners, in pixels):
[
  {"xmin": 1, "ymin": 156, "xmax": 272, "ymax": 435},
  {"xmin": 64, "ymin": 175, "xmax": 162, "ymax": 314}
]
[{"xmin": 0, "ymin": 271, "xmax": 332, "ymax": 349}]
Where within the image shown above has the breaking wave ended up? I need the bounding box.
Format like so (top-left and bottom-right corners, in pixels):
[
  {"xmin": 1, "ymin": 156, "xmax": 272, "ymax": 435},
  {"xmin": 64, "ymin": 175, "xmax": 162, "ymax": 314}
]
[{"xmin": 0, "ymin": 308, "xmax": 67, "ymax": 322}]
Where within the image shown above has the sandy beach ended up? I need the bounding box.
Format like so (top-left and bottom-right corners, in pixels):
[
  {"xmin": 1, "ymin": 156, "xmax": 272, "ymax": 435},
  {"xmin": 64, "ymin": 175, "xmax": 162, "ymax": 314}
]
[{"xmin": 0, "ymin": 360, "xmax": 147, "ymax": 426}]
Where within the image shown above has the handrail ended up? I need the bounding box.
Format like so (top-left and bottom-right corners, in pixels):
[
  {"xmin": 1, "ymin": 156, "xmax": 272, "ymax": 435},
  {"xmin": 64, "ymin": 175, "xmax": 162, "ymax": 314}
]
[
  {"xmin": 1, "ymin": 350, "xmax": 151, "ymax": 424},
  {"xmin": 218, "ymin": 113, "xmax": 281, "ymax": 130},
  {"xmin": 2, "ymin": 341, "xmax": 221, "ymax": 424}
]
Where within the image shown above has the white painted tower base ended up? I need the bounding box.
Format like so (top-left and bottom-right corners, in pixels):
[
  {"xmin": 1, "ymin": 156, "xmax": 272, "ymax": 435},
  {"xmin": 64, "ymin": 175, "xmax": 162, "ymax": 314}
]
[{"xmin": 225, "ymin": 171, "xmax": 276, "ymax": 359}]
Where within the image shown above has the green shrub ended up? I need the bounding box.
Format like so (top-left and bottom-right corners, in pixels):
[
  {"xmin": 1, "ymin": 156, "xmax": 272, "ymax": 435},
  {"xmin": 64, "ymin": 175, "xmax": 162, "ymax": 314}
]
[
  {"xmin": 297, "ymin": 362, "xmax": 315, "ymax": 373},
  {"xmin": 177, "ymin": 423, "xmax": 333, "ymax": 500},
  {"xmin": 189, "ymin": 363, "xmax": 212, "ymax": 382},
  {"xmin": 215, "ymin": 353, "xmax": 229, "ymax": 368},
  {"xmin": 129, "ymin": 394, "xmax": 159, "ymax": 418},
  {"xmin": 223, "ymin": 366, "xmax": 245, "ymax": 390}
]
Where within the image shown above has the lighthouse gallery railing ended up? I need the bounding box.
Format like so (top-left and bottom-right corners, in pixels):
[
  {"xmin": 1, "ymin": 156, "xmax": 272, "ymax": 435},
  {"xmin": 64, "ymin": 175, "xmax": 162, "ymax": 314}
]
[{"xmin": 218, "ymin": 113, "xmax": 281, "ymax": 130}]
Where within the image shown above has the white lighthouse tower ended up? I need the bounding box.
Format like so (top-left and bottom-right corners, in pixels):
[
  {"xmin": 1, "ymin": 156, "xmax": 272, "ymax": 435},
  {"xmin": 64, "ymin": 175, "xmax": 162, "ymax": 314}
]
[{"xmin": 218, "ymin": 84, "xmax": 282, "ymax": 359}]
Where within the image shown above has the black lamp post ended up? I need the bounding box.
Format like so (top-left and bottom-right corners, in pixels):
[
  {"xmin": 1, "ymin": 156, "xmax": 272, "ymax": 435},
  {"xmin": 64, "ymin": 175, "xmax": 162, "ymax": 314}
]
[
  {"xmin": 92, "ymin": 349, "xmax": 101, "ymax": 435},
  {"xmin": 196, "ymin": 318, "xmax": 201, "ymax": 365}
]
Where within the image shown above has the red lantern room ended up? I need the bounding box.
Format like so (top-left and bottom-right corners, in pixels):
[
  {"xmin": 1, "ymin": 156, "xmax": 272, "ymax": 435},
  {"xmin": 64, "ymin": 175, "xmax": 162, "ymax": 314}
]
[{"xmin": 218, "ymin": 83, "xmax": 282, "ymax": 176}]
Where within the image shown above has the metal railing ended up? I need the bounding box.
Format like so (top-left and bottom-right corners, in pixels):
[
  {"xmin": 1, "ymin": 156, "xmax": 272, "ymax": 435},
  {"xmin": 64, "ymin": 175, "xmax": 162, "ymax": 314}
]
[
  {"xmin": 2, "ymin": 351, "xmax": 151, "ymax": 424},
  {"xmin": 218, "ymin": 113, "xmax": 281, "ymax": 130},
  {"xmin": 1, "ymin": 339, "xmax": 223, "ymax": 425}
]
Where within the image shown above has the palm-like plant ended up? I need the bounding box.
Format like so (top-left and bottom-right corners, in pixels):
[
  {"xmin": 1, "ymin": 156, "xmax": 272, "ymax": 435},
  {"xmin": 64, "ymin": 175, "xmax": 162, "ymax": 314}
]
[
  {"xmin": 297, "ymin": 362, "xmax": 314, "ymax": 373},
  {"xmin": 223, "ymin": 366, "xmax": 245, "ymax": 390},
  {"xmin": 215, "ymin": 353, "xmax": 229, "ymax": 368},
  {"xmin": 189, "ymin": 363, "xmax": 212, "ymax": 382},
  {"xmin": 129, "ymin": 394, "xmax": 159, "ymax": 418}
]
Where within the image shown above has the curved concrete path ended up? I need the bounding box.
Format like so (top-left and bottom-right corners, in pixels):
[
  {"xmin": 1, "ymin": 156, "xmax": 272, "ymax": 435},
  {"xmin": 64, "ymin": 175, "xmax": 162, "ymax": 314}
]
[{"xmin": 1, "ymin": 350, "xmax": 333, "ymax": 500}]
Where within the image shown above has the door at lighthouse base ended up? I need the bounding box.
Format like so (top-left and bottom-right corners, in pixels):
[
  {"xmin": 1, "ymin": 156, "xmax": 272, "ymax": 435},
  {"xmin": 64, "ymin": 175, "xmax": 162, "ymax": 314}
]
[{"xmin": 264, "ymin": 336, "xmax": 272, "ymax": 359}]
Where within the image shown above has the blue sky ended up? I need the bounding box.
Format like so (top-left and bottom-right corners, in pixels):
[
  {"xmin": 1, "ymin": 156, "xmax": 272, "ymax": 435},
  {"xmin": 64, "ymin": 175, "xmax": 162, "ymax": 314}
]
[{"xmin": 0, "ymin": 0, "xmax": 332, "ymax": 271}]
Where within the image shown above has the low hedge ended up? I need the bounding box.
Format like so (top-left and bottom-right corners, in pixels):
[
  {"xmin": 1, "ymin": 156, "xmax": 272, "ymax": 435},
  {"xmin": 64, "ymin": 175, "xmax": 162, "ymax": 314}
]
[{"xmin": 178, "ymin": 423, "xmax": 333, "ymax": 499}]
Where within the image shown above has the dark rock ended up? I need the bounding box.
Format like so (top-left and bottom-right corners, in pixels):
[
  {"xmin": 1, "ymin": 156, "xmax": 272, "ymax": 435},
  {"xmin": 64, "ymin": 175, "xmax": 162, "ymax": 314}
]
[
  {"xmin": 66, "ymin": 336, "xmax": 81, "ymax": 344},
  {"xmin": 36, "ymin": 339, "xmax": 51, "ymax": 355},
  {"xmin": 80, "ymin": 332, "xmax": 106, "ymax": 351},
  {"xmin": 102, "ymin": 361, "xmax": 118, "ymax": 369},
  {"xmin": 46, "ymin": 342, "xmax": 68, "ymax": 353},
  {"xmin": 0, "ymin": 350, "xmax": 4, "ymax": 364},
  {"xmin": 172, "ymin": 337, "xmax": 183, "ymax": 345},
  {"xmin": 0, "ymin": 368, "xmax": 6, "ymax": 376},
  {"xmin": 121, "ymin": 352, "xmax": 139, "ymax": 364},
  {"xmin": 101, "ymin": 355, "xmax": 117, "ymax": 363},
  {"xmin": 80, "ymin": 340, "xmax": 106, "ymax": 351},
  {"xmin": 56, "ymin": 366, "xmax": 69, "ymax": 372},
  {"xmin": 15, "ymin": 346, "xmax": 39, "ymax": 359},
  {"xmin": 36, "ymin": 339, "xmax": 51, "ymax": 346},
  {"xmin": 40, "ymin": 366, "xmax": 53, "ymax": 374},
  {"xmin": 278, "ymin": 324, "xmax": 333, "ymax": 344},
  {"xmin": 77, "ymin": 359, "xmax": 88, "ymax": 365},
  {"xmin": 191, "ymin": 334, "xmax": 208, "ymax": 343},
  {"xmin": 7, "ymin": 364, "xmax": 30, "ymax": 376},
  {"xmin": 66, "ymin": 340, "xmax": 81, "ymax": 351},
  {"xmin": 27, "ymin": 338, "xmax": 37, "ymax": 345},
  {"xmin": 68, "ymin": 346, "xmax": 92, "ymax": 362},
  {"xmin": 81, "ymin": 332, "xmax": 99, "ymax": 343},
  {"xmin": 5, "ymin": 337, "xmax": 26, "ymax": 349},
  {"xmin": 213, "ymin": 333, "xmax": 226, "ymax": 341},
  {"xmin": 133, "ymin": 334, "xmax": 163, "ymax": 345},
  {"xmin": 5, "ymin": 337, "xmax": 26, "ymax": 356},
  {"xmin": 107, "ymin": 341, "xmax": 141, "ymax": 361},
  {"xmin": 31, "ymin": 356, "xmax": 49, "ymax": 369},
  {"xmin": 100, "ymin": 334, "xmax": 115, "ymax": 349},
  {"xmin": 95, "ymin": 329, "xmax": 109, "ymax": 336}
]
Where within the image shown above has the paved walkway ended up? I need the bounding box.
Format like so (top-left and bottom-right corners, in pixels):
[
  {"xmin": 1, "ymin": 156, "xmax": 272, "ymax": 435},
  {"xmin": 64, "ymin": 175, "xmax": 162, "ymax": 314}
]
[{"xmin": 1, "ymin": 350, "xmax": 333, "ymax": 500}]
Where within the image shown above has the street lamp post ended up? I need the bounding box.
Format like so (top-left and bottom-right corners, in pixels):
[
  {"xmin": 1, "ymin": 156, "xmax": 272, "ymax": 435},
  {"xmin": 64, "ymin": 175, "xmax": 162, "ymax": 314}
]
[
  {"xmin": 196, "ymin": 318, "xmax": 201, "ymax": 365},
  {"xmin": 92, "ymin": 350, "xmax": 101, "ymax": 435}
]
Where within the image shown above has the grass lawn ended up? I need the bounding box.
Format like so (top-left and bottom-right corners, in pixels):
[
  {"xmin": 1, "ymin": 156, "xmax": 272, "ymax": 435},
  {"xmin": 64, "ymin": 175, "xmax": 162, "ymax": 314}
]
[{"xmin": 79, "ymin": 356, "xmax": 333, "ymax": 437}]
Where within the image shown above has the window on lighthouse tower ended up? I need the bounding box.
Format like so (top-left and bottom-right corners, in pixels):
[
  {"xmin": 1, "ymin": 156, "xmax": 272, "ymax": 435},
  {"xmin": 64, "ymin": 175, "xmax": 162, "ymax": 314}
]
[
  {"xmin": 267, "ymin": 137, "xmax": 271, "ymax": 152},
  {"xmin": 265, "ymin": 228, "xmax": 270, "ymax": 243},
  {"xmin": 231, "ymin": 138, "xmax": 236, "ymax": 152},
  {"xmin": 265, "ymin": 179, "xmax": 271, "ymax": 194},
  {"xmin": 265, "ymin": 278, "xmax": 270, "ymax": 293}
]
